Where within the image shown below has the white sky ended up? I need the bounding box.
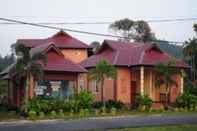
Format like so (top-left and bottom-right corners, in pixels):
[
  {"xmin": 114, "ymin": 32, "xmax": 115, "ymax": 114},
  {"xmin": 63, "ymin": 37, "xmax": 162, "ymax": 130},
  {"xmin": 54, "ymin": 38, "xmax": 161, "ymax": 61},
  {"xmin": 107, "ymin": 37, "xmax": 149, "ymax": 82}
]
[{"xmin": 0, "ymin": 0, "xmax": 197, "ymax": 56}]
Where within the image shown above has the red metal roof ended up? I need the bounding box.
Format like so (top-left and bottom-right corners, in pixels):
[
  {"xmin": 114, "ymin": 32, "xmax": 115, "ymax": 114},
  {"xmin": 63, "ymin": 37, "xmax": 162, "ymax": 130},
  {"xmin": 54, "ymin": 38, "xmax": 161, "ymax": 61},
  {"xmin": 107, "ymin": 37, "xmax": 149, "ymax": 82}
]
[
  {"xmin": 33, "ymin": 43, "xmax": 87, "ymax": 73},
  {"xmin": 17, "ymin": 30, "xmax": 90, "ymax": 49},
  {"xmin": 44, "ymin": 58, "xmax": 87, "ymax": 73},
  {"xmin": 81, "ymin": 40, "xmax": 189, "ymax": 68}
]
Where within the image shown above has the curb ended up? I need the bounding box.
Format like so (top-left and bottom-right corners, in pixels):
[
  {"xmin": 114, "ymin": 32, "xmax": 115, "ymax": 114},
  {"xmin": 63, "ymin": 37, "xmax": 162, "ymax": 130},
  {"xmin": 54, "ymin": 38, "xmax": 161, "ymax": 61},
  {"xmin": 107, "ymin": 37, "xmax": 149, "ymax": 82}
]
[{"xmin": 0, "ymin": 115, "xmax": 142, "ymax": 125}]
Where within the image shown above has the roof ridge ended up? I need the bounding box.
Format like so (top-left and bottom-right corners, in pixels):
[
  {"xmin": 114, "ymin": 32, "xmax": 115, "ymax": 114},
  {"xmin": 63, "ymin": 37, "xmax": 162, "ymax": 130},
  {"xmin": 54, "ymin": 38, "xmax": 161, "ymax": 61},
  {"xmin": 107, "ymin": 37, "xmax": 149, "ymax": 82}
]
[{"xmin": 139, "ymin": 50, "xmax": 145, "ymax": 64}]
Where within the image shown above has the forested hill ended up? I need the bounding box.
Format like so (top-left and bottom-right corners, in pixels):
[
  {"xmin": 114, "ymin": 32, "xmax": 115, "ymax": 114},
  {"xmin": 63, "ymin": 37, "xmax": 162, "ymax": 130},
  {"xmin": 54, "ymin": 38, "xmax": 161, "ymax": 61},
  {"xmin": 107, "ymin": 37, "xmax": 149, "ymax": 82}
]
[
  {"xmin": 0, "ymin": 54, "xmax": 15, "ymax": 72},
  {"xmin": 155, "ymin": 40, "xmax": 183, "ymax": 59}
]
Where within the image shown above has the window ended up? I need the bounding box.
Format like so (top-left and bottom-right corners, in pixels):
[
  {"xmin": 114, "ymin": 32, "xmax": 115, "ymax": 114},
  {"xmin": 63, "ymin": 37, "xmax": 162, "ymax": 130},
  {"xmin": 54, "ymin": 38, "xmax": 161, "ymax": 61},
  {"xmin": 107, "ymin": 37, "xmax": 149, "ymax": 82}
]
[
  {"xmin": 160, "ymin": 93, "xmax": 168, "ymax": 103},
  {"xmin": 34, "ymin": 80, "xmax": 74, "ymax": 99},
  {"xmin": 92, "ymin": 80, "xmax": 99, "ymax": 94}
]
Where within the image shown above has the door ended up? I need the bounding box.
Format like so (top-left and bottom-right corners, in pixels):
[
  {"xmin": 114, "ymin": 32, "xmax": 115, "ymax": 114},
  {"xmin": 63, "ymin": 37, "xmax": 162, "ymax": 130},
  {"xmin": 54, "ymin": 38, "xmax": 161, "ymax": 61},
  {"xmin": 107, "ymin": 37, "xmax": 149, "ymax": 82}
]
[{"xmin": 130, "ymin": 81, "xmax": 137, "ymax": 103}]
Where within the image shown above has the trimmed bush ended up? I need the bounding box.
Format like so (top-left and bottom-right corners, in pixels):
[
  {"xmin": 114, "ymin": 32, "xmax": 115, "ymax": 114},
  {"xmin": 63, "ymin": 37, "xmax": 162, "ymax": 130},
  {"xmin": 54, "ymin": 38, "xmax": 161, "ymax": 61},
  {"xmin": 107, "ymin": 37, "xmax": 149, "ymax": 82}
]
[
  {"xmin": 50, "ymin": 111, "xmax": 57, "ymax": 118},
  {"xmin": 110, "ymin": 107, "xmax": 117, "ymax": 115},
  {"xmin": 58, "ymin": 109, "xmax": 64, "ymax": 118},
  {"xmin": 28, "ymin": 110, "xmax": 37, "ymax": 120},
  {"xmin": 38, "ymin": 111, "xmax": 45, "ymax": 119},
  {"xmin": 92, "ymin": 100, "xmax": 124, "ymax": 110}
]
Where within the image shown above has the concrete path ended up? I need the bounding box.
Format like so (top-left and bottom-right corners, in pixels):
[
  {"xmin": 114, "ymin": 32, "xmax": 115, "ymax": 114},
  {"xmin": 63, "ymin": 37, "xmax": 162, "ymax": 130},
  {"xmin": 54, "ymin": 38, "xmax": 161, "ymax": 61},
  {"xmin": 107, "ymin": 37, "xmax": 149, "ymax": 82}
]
[{"xmin": 0, "ymin": 114, "xmax": 197, "ymax": 131}]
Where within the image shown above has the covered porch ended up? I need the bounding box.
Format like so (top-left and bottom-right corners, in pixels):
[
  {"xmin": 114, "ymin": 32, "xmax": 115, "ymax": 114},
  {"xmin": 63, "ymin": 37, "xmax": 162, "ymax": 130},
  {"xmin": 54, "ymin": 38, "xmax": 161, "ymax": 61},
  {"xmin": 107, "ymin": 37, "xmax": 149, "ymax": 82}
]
[
  {"xmin": 130, "ymin": 66, "xmax": 184, "ymax": 105},
  {"xmin": 7, "ymin": 71, "xmax": 87, "ymax": 108}
]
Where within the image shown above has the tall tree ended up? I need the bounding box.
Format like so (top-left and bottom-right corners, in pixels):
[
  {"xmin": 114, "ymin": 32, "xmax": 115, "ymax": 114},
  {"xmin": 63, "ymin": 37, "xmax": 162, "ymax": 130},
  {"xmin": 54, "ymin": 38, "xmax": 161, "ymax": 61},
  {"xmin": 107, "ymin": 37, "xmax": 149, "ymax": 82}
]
[
  {"xmin": 194, "ymin": 24, "xmax": 197, "ymax": 34},
  {"xmin": 155, "ymin": 60, "xmax": 181, "ymax": 106},
  {"xmin": 88, "ymin": 59, "xmax": 116, "ymax": 105},
  {"xmin": 109, "ymin": 18, "xmax": 155, "ymax": 42},
  {"xmin": 183, "ymin": 24, "xmax": 197, "ymax": 81},
  {"xmin": 0, "ymin": 53, "xmax": 15, "ymax": 72},
  {"xmin": 11, "ymin": 43, "xmax": 47, "ymax": 112},
  {"xmin": 90, "ymin": 41, "xmax": 100, "ymax": 54}
]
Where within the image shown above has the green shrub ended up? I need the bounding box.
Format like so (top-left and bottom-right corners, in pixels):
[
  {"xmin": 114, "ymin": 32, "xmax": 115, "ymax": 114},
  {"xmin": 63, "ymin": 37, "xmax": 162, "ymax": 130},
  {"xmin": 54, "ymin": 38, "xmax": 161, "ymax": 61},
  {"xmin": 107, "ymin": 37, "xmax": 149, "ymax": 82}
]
[
  {"xmin": 94, "ymin": 109, "xmax": 99, "ymax": 116},
  {"xmin": 92, "ymin": 101, "xmax": 103, "ymax": 109},
  {"xmin": 38, "ymin": 111, "xmax": 45, "ymax": 119},
  {"xmin": 101, "ymin": 106, "xmax": 107, "ymax": 115},
  {"xmin": 84, "ymin": 108, "xmax": 89, "ymax": 116},
  {"xmin": 110, "ymin": 107, "xmax": 117, "ymax": 115},
  {"xmin": 106, "ymin": 100, "xmax": 124, "ymax": 110},
  {"xmin": 69, "ymin": 109, "xmax": 74, "ymax": 117},
  {"xmin": 79, "ymin": 109, "xmax": 85, "ymax": 117},
  {"xmin": 58, "ymin": 109, "xmax": 64, "ymax": 118},
  {"xmin": 50, "ymin": 111, "xmax": 57, "ymax": 118},
  {"xmin": 26, "ymin": 91, "xmax": 94, "ymax": 116},
  {"xmin": 74, "ymin": 90, "xmax": 94, "ymax": 110},
  {"xmin": 27, "ymin": 97, "xmax": 50, "ymax": 113},
  {"xmin": 92, "ymin": 100, "xmax": 124, "ymax": 110},
  {"xmin": 176, "ymin": 92, "xmax": 197, "ymax": 110},
  {"xmin": 28, "ymin": 110, "xmax": 37, "ymax": 120},
  {"xmin": 135, "ymin": 95, "xmax": 153, "ymax": 111}
]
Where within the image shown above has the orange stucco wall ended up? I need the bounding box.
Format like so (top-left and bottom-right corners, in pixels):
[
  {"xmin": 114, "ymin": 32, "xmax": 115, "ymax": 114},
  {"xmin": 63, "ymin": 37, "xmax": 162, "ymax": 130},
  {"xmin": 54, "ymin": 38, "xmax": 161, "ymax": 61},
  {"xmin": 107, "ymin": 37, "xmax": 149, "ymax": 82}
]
[
  {"xmin": 61, "ymin": 49, "xmax": 88, "ymax": 63},
  {"xmin": 77, "ymin": 73, "xmax": 88, "ymax": 93},
  {"xmin": 131, "ymin": 67, "xmax": 182, "ymax": 103},
  {"xmin": 88, "ymin": 78, "xmax": 115, "ymax": 102},
  {"xmin": 116, "ymin": 67, "xmax": 131, "ymax": 104}
]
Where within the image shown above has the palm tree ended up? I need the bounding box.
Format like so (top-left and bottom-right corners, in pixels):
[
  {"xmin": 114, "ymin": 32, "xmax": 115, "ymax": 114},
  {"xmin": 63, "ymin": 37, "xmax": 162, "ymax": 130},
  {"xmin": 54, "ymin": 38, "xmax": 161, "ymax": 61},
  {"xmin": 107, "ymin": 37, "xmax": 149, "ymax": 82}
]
[
  {"xmin": 88, "ymin": 59, "xmax": 117, "ymax": 106},
  {"xmin": 11, "ymin": 43, "xmax": 47, "ymax": 112},
  {"xmin": 155, "ymin": 60, "xmax": 181, "ymax": 106}
]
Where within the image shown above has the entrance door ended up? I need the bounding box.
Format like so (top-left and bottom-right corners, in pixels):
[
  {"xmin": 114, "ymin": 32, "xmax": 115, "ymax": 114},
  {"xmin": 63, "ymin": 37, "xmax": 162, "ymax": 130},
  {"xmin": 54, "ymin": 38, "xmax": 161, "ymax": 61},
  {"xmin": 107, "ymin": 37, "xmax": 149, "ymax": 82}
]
[{"xmin": 130, "ymin": 81, "xmax": 137, "ymax": 103}]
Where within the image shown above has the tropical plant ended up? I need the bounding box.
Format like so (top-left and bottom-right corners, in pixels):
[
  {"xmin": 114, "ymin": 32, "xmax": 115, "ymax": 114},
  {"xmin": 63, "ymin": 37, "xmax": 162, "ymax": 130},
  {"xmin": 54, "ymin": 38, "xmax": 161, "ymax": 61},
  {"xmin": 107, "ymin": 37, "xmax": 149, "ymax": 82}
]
[
  {"xmin": 109, "ymin": 18, "xmax": 155, "ymax": 42},
  {"xmin": 155, "ymin": 60, "xmax": 182, "ymax": 106},
  {"xmin": 11, "ymin": 43, "xmax": 47, "ymax": 112},
  {"xmin": 176, "ymin": 91, "xmax": 197, "ymax": 110},
  {"xmin": 92, "ymin": 100, "xmax": 124, "ymax": 110},
  {"xmin": 28, "ymin": 110, "xmax": 37, "ymax": 120},
  {"xmin": 74, "ymin": 90, "xmax": 94, "ymax": 110},
  {"xmin": 135, "ymin": 95, "xmax": 153, "ymax": 111},
  {"xmin": 88, "ymin": 59, "xmax": 117, "ymax": 106}
]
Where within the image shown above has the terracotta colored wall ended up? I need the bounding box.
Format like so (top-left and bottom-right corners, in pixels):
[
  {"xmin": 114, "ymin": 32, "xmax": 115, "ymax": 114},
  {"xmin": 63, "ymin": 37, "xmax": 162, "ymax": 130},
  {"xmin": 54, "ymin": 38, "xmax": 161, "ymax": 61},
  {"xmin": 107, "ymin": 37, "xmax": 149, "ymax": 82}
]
[
  {"xmin": 77, "ymin": 73, "xmax": 88, "ymax": 93},
  {"xmin": 170, "ymin": 74, "xmax": 181, "ymax": 103},
  {"xmin": 116, "ymin": 67, "xmax": 131, "ymax": 104},
  {"xmin": 88, "ymin": 78, "xmax": 115, "ymax": 102},
  {"xmin": 61, "ymin": 49, "xmax": 88, "ymax": 63},
  {"xmin": 130, "ymin": 68, "xmax": 182, "ymax": 103}
]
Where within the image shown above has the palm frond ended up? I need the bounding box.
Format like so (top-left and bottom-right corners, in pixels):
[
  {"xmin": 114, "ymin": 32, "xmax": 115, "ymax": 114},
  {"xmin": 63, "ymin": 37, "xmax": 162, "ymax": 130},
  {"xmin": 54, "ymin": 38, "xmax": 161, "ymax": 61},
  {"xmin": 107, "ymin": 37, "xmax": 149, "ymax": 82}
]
[
  {"xmin": 14, "ymin": 43, "xmax": 30, "ymax": 64},
  {"xmin": 29, "ymin": 63, "xmax": 44, "ymax": 80},
  {"xmin": 31, "ymin": 52, "xmax": 47, "ymax": 65}
]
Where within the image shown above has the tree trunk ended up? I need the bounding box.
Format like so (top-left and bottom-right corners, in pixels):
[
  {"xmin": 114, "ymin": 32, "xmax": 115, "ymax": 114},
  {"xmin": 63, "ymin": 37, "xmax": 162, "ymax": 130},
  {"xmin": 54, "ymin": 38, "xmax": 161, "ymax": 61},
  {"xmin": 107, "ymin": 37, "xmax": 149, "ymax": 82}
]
[
  {"xmin": 24, "ymin": 72, "xmax": 30, "ymax": 113},
  {"xmin": 165, "ymin": 86, "xmax": 169, "ymax": 108},
  {"xmin": 100, "ymin": 77, "xmax": 105, "ymax": 107}
]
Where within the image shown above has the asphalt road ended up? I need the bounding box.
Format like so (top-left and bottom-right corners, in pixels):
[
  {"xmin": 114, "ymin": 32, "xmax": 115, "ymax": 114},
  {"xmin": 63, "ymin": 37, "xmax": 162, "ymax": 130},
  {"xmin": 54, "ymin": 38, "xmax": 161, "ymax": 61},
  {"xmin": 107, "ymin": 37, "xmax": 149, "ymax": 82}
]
[{"xmin": 0, "ymin": 115, "xmax": 197, "ymax": 131}]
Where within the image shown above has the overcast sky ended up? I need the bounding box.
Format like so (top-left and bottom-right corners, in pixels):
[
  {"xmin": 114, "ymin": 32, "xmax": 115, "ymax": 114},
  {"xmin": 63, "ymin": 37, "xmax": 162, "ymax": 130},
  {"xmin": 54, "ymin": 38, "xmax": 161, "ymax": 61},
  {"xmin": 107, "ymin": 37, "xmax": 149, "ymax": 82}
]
[{"xmin": 0, "ymin": 0, "xmax": 197, "ymax": 56}]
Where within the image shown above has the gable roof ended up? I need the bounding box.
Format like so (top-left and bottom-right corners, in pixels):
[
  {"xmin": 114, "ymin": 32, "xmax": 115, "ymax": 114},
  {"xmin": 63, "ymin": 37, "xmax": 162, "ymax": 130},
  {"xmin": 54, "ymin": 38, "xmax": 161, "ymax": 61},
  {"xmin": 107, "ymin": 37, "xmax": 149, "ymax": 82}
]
[
  {"xmin": 81, "ymin": 40, "xmax": 188, "ymax": 68},
  {"xmin": 17, "ymin": 30, "xmax": 90, "ymax": 49},
  {"xmin": 32, "ymin": 43, "xmax": 87, "ymax": 73},
  {"xmin": 0, "ymin": 43, "xmax": 87, "ymax": 78},
  {"xmin": 30, "ymin": 43, "xmax": 64, "ymax": 57}
]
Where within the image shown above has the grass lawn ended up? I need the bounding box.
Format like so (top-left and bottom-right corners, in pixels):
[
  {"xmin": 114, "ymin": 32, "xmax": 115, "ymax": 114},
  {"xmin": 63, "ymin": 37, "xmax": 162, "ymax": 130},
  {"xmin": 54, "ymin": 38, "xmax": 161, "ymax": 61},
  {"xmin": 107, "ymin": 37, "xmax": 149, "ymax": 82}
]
[
  {"xmin": 0, "ymin": 109, "xmax": 197, "ymax": 121},
  {"xmin": 0, "ymin": 111, "xmax": 20, "ymax": 121},
  {"xmin": 109, "ymin": 125, "xmax": 197, "ymax": 131}
]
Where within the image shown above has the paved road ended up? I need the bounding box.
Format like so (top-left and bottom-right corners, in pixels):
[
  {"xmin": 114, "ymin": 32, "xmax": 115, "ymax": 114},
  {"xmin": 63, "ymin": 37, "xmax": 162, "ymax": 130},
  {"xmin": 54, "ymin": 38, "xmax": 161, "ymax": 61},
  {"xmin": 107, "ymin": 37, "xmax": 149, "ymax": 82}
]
[{"xmin": 0, "ymin": 115, "xmax": 197, "ymax": 131}]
